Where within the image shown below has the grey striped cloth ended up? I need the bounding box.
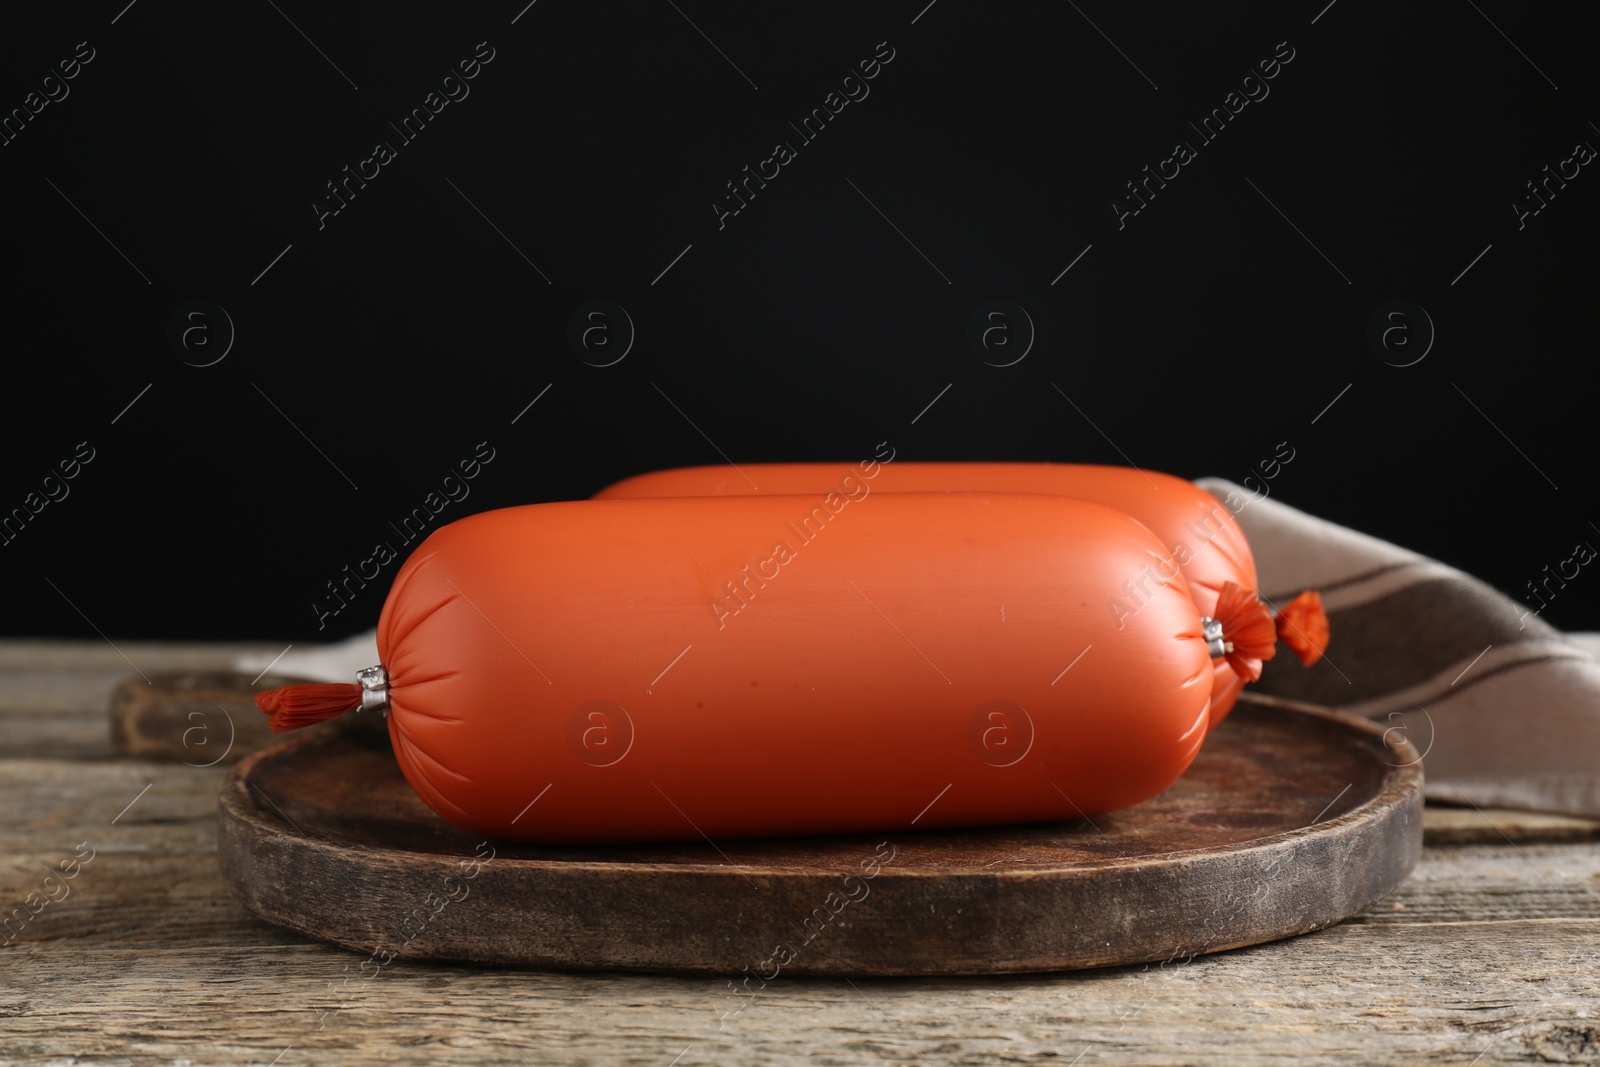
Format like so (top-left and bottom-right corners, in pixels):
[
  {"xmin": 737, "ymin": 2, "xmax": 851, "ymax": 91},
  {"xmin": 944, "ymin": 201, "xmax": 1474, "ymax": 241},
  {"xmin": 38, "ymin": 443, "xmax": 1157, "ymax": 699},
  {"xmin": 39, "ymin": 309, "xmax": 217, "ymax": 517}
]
[{"xmin": 1198, "ymin": 478, "xmax": 1600, "ymax": 819}]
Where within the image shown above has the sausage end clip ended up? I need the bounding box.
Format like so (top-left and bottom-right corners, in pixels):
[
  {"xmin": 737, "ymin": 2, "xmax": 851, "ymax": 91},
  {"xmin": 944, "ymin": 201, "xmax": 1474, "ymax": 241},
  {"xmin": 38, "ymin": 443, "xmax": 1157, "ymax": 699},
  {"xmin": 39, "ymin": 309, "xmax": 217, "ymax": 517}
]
[{"xmin": 254, "ymin": 665, "xmax": 388, "ymax": 733}]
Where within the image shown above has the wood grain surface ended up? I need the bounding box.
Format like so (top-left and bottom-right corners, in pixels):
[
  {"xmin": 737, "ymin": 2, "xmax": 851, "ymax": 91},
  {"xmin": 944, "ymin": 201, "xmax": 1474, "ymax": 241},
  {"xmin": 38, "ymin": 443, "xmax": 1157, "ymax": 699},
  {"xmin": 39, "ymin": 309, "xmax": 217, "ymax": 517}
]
[
  {"xmin": 108, "ymin": 670, "xmax": 326, "ymax": 764},
  {"xmin": 3, "ymin": 641, "xmax": 1598, "ymax": 1065},
  {"xmin": 217, "ymin": 697, "xmax": 1423, "ymax": 975}
]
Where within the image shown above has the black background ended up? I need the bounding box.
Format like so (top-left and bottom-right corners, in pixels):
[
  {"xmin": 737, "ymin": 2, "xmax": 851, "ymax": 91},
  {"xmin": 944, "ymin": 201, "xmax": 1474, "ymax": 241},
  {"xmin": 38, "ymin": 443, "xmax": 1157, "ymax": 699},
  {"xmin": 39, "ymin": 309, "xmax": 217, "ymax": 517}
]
[{"xmin": 2, "ymin": 0, "xmax": 1595, "ymax": 643}]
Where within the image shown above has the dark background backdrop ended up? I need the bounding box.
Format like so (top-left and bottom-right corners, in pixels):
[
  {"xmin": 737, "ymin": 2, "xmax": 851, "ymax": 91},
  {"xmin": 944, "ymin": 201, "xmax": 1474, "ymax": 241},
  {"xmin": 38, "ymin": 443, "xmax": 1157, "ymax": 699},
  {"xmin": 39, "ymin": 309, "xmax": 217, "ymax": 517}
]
[{"xmin": 2, "ymin": 0, "xmax": 1595, "ymax": 643}]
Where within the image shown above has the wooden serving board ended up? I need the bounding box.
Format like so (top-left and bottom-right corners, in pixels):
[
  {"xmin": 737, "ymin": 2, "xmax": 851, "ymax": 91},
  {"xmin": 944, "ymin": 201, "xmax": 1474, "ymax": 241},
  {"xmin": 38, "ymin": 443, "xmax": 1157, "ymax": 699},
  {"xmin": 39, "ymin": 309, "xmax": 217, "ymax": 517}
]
[
  {"xmin": 110, "ymin": 670, "xmax": 348, "ymax": 764},
  {"xmin": 218, "ymin": 693, "xmax": 1422, "ymax": 976}
]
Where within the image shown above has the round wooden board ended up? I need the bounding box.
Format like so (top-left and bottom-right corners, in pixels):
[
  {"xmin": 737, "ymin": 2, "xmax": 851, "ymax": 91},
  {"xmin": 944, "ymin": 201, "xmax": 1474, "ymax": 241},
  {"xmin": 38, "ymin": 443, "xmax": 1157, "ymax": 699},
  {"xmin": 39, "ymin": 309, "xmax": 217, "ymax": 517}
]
[{"xmin": 218, "ymin": 693, "xmax": 1422, "ymax": 976}]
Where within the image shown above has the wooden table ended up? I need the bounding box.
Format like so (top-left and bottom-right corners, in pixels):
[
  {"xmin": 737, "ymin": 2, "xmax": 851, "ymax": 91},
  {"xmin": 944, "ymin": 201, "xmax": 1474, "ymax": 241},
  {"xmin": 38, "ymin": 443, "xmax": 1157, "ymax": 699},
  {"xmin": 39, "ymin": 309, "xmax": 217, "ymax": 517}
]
[{"xmin": 4, "ymin": 640, "xmax": 1599, "ymax": 1065}]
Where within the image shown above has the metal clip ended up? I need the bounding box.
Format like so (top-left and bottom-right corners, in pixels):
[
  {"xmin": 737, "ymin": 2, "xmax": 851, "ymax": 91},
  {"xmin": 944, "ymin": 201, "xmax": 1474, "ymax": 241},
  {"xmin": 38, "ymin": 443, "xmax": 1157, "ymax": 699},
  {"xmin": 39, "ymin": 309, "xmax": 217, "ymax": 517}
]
[
  {"xmin": 357, "ymin": 664, "xmax": 389, "ymax": 715},
  {"xmin": 1201, "ymin": 617, "xmax": 1229, "ymax": 659}
]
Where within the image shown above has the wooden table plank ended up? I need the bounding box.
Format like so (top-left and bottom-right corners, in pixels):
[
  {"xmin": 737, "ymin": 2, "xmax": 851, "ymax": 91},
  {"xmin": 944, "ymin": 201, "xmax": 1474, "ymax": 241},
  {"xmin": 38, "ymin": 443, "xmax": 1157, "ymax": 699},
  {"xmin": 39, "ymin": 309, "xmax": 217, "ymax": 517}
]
[
  {"xmin": 2, "ymin": 921, "xmax": 1597, "ymax": 1066},
  {"xmin": 0, "ymin": 757, "xmax": 224, "ymax": 835},
  {"xmin": 0, "ymin": 642, "xmax": 276, "ymax": 761},
  {"xmin": 0, "ymin": 713, "xmax": 115, "ymax": 760},
  {"xmin": 5, "ymin": 639, "xmax": 1600, "ymax": 1065},
  {"xmin": 3, "ymin": 755, "xmax": 1599, "ymax": 951},
  {"xmin": 1423, "ymin": 805, "xmax": 1600, "ymax": 845},
  {"xmin": 1357, "ymin": 842, "xmax": 1600, "ymax": 924}
]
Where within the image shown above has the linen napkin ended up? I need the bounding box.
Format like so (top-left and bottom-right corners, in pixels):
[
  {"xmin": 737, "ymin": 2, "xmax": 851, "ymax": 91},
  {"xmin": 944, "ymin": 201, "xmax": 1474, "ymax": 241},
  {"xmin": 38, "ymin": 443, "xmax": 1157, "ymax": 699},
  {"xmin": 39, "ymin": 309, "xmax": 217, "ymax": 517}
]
[{"xmin": 1197, "ymin": 478, "xmax": 1600, "ymax": 819}]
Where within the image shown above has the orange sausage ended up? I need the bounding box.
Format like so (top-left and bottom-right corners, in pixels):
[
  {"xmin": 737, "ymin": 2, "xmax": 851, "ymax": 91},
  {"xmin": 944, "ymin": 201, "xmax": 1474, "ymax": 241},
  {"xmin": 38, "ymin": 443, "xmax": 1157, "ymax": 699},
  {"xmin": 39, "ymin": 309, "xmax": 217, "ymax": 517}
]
[
  {"xmin": 348, "ymin": 493, "xmax": 1220, "ymax": 843},
  {"xmin": 596, "ymin": 462, "xmax": 1261, "ymax": 727}
]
